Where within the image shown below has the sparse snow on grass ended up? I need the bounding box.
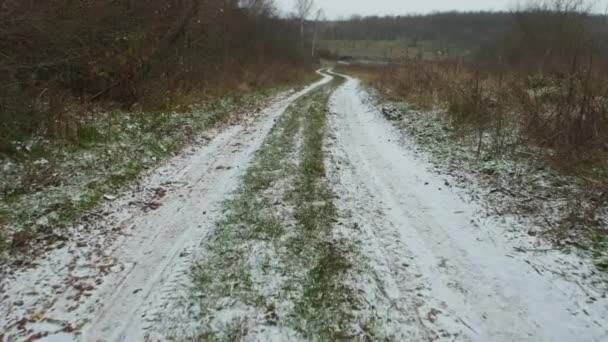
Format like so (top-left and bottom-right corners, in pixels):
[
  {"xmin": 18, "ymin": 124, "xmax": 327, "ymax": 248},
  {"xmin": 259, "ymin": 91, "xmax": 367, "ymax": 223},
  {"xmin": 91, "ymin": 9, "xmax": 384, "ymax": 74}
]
[
  {"xmin": 0, "ymin": 88, "xmax": 296, "ymax": 254},
  {"xmin": 325, "ymin": 74, "xmax": 608, "ymax": 341},
  {"xmin": 0, "ymin": 74, "xmax": 330, "ymax": 341},
  {"xmin": 177, "ymin": 74, "xmax": 391, "ymax": 340},
  {"xmin": 2, "ymin": 68, "xmax": 607, "ymax": 341},
  {"xmin": 363, "ymin": 83, "xmax": 608, "ymax": 286}
]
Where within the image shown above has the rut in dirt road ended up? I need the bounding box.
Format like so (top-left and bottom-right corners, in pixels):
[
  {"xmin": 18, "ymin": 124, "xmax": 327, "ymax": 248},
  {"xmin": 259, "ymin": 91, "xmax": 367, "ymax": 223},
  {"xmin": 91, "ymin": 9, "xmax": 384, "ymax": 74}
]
[
  {"xmin": 82, "ymin": 73, "xmax": 333, "ymax": 342},
  {"xmin": 325, "ymin": 74, "xmax": 608, "ymax": 342},
  {"xmin": 0, "ymin": 72, "xmax": 332, "ymax": 341}
]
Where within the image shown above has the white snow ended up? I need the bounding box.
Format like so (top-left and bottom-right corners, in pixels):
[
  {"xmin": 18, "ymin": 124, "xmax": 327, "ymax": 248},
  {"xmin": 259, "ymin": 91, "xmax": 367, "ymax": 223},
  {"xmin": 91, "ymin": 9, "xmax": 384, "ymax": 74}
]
[
  {"xmin": 0, "ymin": 72, "xmax": 332, "ymax": 341},
  {"xmin": 326, "ymin": 74, "xmax": 608, "ymax": 342},
  {"xmin": 2, "ymin": 70, "xmax": 607, "ymax": 342}
]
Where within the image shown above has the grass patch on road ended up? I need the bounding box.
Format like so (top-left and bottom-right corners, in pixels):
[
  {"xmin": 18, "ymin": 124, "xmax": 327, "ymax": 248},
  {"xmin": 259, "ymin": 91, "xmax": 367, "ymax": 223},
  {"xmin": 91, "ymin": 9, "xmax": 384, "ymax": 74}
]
[{"xmin": 187, "ymin": 73, "xmax": 372, "ymax": 340}]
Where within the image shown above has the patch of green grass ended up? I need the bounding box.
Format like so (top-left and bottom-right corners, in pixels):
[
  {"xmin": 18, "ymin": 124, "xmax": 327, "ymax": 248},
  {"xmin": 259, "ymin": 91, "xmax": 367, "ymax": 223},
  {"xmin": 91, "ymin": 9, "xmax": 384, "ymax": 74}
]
[
  {"xmin": 0, "ymin": 209, "xmax": 7, "ymax": 250},
  {"xmin": 52, "ymin": 188, "xmax": 107, "ymax": 225},
  {"xmin": 0, "ymin": 208, "xmax": 8, "ymax": 225},
  {"xmin": 108, "ymin": 161, "xmax": 143, "ymax": 187},
  {"xmin": 195, "ymin": 320, "xmax": 248, "ymax": 342},
  {"xmin": 287, "ymin": 75, "xmax": 363, "ymax": 339},
  {"xmin": 69, "ymin": 126, "xmax": 102, "ymax": 147},
  {"xmin": 298, "ymin": 240, "xmax": 357, "ymax": 340},
  {"xmin": 590, "ymin": 234, "xmax": 608, "ymax": 271}
]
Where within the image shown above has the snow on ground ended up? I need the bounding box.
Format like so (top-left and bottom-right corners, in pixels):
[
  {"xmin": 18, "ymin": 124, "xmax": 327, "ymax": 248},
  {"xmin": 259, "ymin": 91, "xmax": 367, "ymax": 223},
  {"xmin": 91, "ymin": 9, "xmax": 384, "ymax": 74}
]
[
  {"xmin": 2, "ymin": 70, "xmax": 607, "ymax": 342},
  {"xmin": 325, "ymin": 74, "xmax": 608, "ymax": 342},
  {"xmin": 0, "ymin": 72, "xmax": 332, "ymax": 341}
]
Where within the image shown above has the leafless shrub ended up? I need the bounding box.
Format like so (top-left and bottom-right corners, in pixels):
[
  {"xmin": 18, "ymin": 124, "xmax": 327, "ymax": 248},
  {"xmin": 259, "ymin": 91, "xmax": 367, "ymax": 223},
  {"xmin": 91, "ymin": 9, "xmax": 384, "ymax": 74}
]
[{"xmin": 0, "ymin": 0, "xmax": 312, "ymax": 155}]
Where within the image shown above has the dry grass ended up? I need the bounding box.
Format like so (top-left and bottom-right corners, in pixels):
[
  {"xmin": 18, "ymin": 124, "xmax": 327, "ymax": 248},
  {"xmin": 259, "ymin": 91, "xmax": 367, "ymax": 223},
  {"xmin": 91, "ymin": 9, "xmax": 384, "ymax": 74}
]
[
  {"xmin": 344, "ymin": 62, "xmax": 608, "ymax": 167},
  {"xmin": 342, "ymin": 61, "xmax": 608, "ymax": 269},
  {"xmin": 138, "ymin": 62, "xmax": 316, "ymax": 112},
  {"xmin": 0, "ymin": 62, "xmax": 315, "ymax": 156}
]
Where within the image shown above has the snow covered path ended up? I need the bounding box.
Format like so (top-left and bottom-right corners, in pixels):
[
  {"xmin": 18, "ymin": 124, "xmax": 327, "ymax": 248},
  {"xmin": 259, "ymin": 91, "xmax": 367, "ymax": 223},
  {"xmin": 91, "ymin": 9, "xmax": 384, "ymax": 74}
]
[
  {"xmin": 0, "ymin": 73, "xmax": 332, "ymax": 341},
  {"xmin": 2, "ymin": 71, "xmax": 608, "ymax": 341},
  {"xmin": 82, "ymin": 73, "xmax": 331, "ymax": 341},
  {"xmin": 326, "ymin": 75, "xmax": 608, "ymax": 341}
]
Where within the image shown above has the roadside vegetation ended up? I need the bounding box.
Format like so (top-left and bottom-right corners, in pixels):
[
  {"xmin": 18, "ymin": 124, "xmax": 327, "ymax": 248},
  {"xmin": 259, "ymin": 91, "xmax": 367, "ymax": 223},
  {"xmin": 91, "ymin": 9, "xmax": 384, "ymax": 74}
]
[
  {"xmin": 339, "ymin": 0, "xmax": 608, "ymax": 273},
  {"xmin": 181, "ymin": 74, "xmax": 384, "ymax": 340},
  {"xmin": 0, "ymin": 0, "xmax": 319, "ymax": 253},
  {"xmin": 319, "ymin": 6, "xmax": 606, "ymax": 62},
  {"xmin": 0, "ymin": 85, "xmax": 316, "ymax": 252}
]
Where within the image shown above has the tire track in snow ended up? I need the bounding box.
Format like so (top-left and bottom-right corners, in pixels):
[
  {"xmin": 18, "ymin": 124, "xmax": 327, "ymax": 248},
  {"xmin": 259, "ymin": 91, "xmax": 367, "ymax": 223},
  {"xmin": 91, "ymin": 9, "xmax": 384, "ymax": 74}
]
[
  {"xmin": 326, "ymin": 84, "xmax": 441, "ymax": 341},
  {"xmin": 0, "ymin": 73, "xmax": 331, "ymax": 342},
  {"xmin": 326, "ymin": 74, "xmax": 608, "ymax": 342}
]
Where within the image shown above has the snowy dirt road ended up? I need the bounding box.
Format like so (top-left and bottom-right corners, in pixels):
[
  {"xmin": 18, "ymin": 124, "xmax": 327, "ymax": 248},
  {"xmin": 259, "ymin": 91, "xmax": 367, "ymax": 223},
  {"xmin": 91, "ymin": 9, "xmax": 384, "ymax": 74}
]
[
  {"xmin": 1, "ymin": 71, "xmax": 607, "ymax": 341},
  {"xmin": 325, "ymin": 75, "xmax": 608, "ymax": 341}
]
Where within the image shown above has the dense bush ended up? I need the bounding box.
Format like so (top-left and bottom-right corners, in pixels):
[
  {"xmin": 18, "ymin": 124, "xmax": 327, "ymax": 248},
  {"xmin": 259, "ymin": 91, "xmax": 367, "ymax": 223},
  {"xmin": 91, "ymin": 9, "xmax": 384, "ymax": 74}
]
[{"xmin": 0, "ymin": 0, "xmax": 311, "ymax": 154}]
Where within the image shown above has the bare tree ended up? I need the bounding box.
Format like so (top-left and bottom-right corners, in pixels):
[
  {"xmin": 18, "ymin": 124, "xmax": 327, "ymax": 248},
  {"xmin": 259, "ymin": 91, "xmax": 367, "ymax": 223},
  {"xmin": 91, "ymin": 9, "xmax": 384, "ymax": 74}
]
[
  {"xmin": 311, "ymin": 8, "xmax": 325, "ymax": 57},
  {"xmin": 240, "ymin": 0, "xmax": 276, "ymax": 16},
  {"xmin": 295, "ymin": 0, "xmax": 314, "ymax": 48}
]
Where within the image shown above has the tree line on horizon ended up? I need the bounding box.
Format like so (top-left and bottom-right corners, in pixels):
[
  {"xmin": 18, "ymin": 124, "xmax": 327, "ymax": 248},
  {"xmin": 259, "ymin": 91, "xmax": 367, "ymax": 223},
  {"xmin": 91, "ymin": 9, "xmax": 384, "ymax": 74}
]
[{"xmin": 319, "ymin": 8, "xmax": 608, "ymax": 61}]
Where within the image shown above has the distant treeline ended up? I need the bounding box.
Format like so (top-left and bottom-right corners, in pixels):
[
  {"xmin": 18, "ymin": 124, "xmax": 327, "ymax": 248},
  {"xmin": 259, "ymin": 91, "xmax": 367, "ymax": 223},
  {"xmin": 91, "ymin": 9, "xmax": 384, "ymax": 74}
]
[
  {"xmin": 321, "ymin": 10, "xmax": 608, "ymax": 56},
  {"xmin": 323, "ymin": 12, "xmax": 514, "ymax": 46}
]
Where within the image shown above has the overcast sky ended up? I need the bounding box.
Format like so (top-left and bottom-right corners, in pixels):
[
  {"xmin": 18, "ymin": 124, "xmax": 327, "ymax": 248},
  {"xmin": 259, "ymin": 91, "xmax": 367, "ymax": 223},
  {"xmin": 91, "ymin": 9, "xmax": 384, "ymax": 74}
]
[
  {"xmin": 274, "ymin": 0, "xmax": 607, "ymax": 19},
  {"xmin": 274, "ymin": 0, "xmax": 513, "ymax": 18}
]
